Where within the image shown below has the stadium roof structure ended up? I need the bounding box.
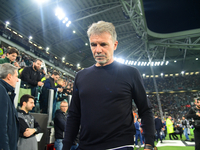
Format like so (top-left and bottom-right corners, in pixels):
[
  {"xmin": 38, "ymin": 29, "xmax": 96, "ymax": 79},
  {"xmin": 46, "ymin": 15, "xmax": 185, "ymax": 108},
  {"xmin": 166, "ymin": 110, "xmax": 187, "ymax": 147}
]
[{"xmin": 0, "ymin": 0, "xmax": 200, "ymax": 75}]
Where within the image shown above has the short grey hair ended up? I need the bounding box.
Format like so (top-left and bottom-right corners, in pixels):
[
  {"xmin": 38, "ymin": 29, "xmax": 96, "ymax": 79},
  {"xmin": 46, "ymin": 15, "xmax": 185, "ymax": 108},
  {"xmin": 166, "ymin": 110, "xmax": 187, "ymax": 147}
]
[
  {"xmin": 87, "ymin": 21, "xmax": 117, "ymax": 42},
  {"xmin": 0, "ymin": 63, "xmax": 18, "ymax": 79}
]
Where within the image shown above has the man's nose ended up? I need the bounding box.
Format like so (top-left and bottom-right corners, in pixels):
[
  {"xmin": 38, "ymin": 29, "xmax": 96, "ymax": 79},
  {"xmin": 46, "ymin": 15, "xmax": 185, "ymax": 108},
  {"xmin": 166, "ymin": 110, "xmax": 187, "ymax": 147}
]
[{"xmin": 95, "ymin": 45, "xmax": 102, "ymax": 53}]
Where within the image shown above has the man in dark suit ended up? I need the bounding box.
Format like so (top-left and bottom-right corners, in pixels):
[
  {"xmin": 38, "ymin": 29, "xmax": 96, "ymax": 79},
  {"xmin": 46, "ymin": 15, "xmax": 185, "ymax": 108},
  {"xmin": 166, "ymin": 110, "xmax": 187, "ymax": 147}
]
[
  {"xmin": 154, "ymin": 114, "xmax": 163, "ymax": 143},
  {"xmin": 0, "ymin": 63, "xmax": 19, "ymax": 150}
]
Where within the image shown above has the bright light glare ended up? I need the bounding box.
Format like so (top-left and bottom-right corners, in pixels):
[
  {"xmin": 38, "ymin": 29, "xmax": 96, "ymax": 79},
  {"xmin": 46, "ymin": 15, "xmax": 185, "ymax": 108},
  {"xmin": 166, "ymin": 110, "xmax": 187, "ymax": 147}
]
[
  {"xmin": 35, "ymin": 0, "xmax": 49, "ymax": 4},
  {"xmin": 29, "ymin": 36, "xmax": 32, "ymax": 40},
  {"xmin": 46, "ymin": 47, "xmax": 49, "ymax": 51},
  {"xmin": 6, "ymin": 21, "xmax": 10, "ymax": 25},
  {"xmin": 77, "ymin": 64, "xmax": 80, "ymax": 67},
  {"xmin": 55, "ymin": 8, "xmax": 65, "ymax": 20}
]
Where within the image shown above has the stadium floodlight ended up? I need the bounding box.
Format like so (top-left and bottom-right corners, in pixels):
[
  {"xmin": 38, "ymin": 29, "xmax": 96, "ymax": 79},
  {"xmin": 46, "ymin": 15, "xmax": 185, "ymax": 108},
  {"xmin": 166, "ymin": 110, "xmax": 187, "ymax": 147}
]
[
  {"xmin": 29, "ymin": 36, "xmax": 32, "ymax": 40},
  {"xmin": 35, "ymin": 0, "xmax": 49, "ymax": 4},
  {"xmin": 154, "ymin": 62, "xmax": 157, "ymax": 66},
  {"xmin": 131, "ymin": 61, "xmax": 134, "ymax": 65},
  {"xmin": 62, "ymin": 17, "xmax": 68, "ymax": 23},
  {"xmin": 165, "ymin": 61, "xmax": 169, "ymax": 65},
  {"xmin": 161, "ymin": 61, "xmax": 164, "ymax": 66},
  {"xmin": 141, "ymin": 62, "xmax": 144, "ymax": 66},
  {"xmin": 46, "ymin": 47, "xmax": 49, "ymax": 51},
  {"xmin": 73, "ymin": 30, "xmax": 76, "ymax": 33},
  {"xmin": 5, "ymin": 21, "xmax": 10, "ymax": 25},
  {"xmin": 196, "ymin": 58, "xmax": 198, "ymax": 60},
  {"xmin": 55, "ymin": 7, "xmax": 65, "ymax": 20},
  {"xmin": 147, "ymin": 62, "xmax": 150, "ymax": 66},
  {"xmin": 137, "ymin": 62, "xmax": 141, "ymax": 66},
  {"xmin": 134, "ymin": 61, "xmax": 137, "ymax": 65},
  {"xmin": 181, "ymin": 71, "xmax": 184, "ymax": 74},
  {"xmin": 118, "ymin": 58, "xmax": 125, "ymax": 64},
  {"xmin": 174, "ymin": 60, "xmax": 177, "ymax": 63},
  {"xmin": 127, "ymin": 60, "xmax": 131, "ymax": 65},
  {"xmin": 77, "ymin": 64, "xmax": 80, "ymax": 67},
  {"xmin": 144, "ymin": 62, "xmax": 147, "ymax": 66},
  {"xmin": 161, "ymin": 73, "xmax": 163, "ymax": 76},
  {"xmin": 125, "ymin": 60, "xmax": 128, "ymax": 65},
  {"xmin": 66, "ymin": 21, "xmax": 71, "ymax": 27},
  {"xmin": 143, "ymin": 74, "xmax": 145, "ymax": 77},
  {"xmin": 151, "ymin": 62, "xmax": 154, "ymax": 66},
  {"xmin": 157, "ymin": 62, "xmax": 160, "ymax": 66},
  {"xmin": 62, "ymin": 57, "xmax": 65, "ymax": 60}
]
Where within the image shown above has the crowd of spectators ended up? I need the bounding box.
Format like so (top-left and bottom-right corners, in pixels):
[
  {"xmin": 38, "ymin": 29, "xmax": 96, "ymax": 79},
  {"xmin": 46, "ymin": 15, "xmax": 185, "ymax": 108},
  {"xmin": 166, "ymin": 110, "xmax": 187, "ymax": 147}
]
[
  {"xmin": 0, "ymin": 22, "xmax": 81, "ymax": 75},
  {"xmin": 148, "ymin": 92, "xmax": 196, "ymax": 119},
  {"xmin": 143, "ymin": 75, "xmax": 200, "ymax": 91}
]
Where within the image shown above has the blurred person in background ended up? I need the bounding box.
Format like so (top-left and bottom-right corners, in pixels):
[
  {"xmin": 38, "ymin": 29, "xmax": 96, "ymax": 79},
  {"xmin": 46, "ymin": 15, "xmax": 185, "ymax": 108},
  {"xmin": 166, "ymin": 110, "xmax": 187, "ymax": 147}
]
[
  {"xmin": 0, "ymin": 63, "xmax": 19, "ymax": 150},
  {"xmin": 186, "ymin": 98, "xmax": 200, "ymax": 150},
  {"xmin": 0, "ymin": 47, "xmax": 20, "ymax": 68}
]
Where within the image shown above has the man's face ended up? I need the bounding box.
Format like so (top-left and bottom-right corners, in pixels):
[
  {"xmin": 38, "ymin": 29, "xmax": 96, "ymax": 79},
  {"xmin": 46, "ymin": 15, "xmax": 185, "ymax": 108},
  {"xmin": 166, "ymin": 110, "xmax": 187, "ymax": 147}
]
[
  {"xmin": 89, "ymin": 32, "xmax": 118, "ymax": 67},
  {"xmin": 169, "ymin": 116, "xmax": 172, "ymax": 120},
  {"xmin": 138, "ymin": 119, "xmax": 141, "ymax": 122},
  {"xmin": 9, "ymin": 70, "xmax": 19, "ymax": 88},
  {"xmin": 60, "ymin": 102, "xmax": 68, "ymax": 113},
  {"xmin": 195, "ymin": 99, "xmax": 200, "ymax": 108},
  {"xmin": 7, "ymin": 53, "xmax": 18, "ymax": 62},
  {"xmin": 33, "ymin": 60, "xmax": 42, "ymax": 71},
  {"xmin": 182, "ymin": 117, "xmax": 185, "ymax": 120},
  {"xmin": 53, "ymin": 75, "xmax": 60, "ymax": 82},
  {"xmin": 24, "ymin": 98, "xmax": 35, "ymax": 112}
]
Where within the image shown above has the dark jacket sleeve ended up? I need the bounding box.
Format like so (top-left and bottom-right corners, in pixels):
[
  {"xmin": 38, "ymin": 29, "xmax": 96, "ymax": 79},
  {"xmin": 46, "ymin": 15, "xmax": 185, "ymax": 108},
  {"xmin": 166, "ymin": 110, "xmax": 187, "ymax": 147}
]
[
  {"xmin": 18, "ymin": 118, "xmax": 29, "ymax": 137},
  {"xmin": 54, "ymin": 112, "xmax": 66, "ymax": 131},
  {"xmin": 34, "ymin": 119, "xmax": 42, "ymax": 134},
  {"xmin": 21, "ymin": 67, "xmax": 38, "ymax": 86},
  {"xmin": 44, "ymin": 79, "xmax": 57, "ymax": 91},
  {"xmin": 0, "ymin": 89, "xmax": 10, "ymax": 150},
  {"xmin": 186, "ymin": 108, "xmax": 199, "ymax": 119},
  {"xmin": 131, "ymin": 68, "xmax": 155, "ymax": 146},
  {"xmin": 62, "ymin": 74, "xmax": 81, "ymax": 150}
]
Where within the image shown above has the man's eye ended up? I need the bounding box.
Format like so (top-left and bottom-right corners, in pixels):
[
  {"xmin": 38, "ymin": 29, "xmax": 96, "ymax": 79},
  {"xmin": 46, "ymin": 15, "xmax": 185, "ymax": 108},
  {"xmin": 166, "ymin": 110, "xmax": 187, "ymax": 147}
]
[
  {"xmin": 100, "ymin": 43, "xmax": 106, "ymax": 46},
  {"xmin": 91, "ymin": 43, "xmax": 97, "ymax": 46}
]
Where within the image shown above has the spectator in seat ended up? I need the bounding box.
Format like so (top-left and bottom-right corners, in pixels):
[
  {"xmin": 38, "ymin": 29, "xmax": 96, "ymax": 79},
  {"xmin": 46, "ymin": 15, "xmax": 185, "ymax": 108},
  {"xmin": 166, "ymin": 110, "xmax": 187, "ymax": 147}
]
[{"xmin": 17, "ymin": 94, "xmax": 41, "ymax": 150}]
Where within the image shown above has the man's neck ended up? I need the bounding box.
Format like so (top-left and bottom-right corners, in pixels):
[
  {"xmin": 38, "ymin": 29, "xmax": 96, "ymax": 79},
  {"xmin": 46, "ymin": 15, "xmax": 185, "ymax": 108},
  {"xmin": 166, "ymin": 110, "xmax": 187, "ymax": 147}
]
[
  {"xmin": 21, "ymin": 107, "xmax": 28, "ymax": 113},
  {"xmin": 32, "ymin": 65, "xmax": 37, "ymax": 71}
]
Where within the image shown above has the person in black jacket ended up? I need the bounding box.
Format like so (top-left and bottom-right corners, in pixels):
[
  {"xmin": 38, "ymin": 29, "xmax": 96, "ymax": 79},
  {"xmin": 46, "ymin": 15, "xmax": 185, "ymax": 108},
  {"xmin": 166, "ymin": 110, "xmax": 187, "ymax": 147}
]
[
  {"xmin": 0, "ymin": 63, "xmax": 19, "ymax": 150},
  {"xmin": 54, "ymin": 101, "xmax": 68, "ymax": 150},
  {"xmin": 154, "ymin": 115, "xmax": 163, "ymax": 143},
  {"xmin": 186, "ymin": 98, "xmax": 200, "ymax": 150},
  {"xmin": 20, "ymin": 58, "xmax": 44, "ymax": 96},
  {"xmin": 17, "ymin": 94, "xmax": 41, "ymax": 150}
]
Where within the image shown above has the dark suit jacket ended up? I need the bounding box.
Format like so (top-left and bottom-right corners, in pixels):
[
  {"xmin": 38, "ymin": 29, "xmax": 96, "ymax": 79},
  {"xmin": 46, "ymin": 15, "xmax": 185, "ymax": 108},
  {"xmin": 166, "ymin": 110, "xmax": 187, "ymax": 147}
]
[
  {"xmin": 155, "ymin": 117, "xmax": 163, "ymax": 130},
  {"xmin": 0, "ymin": 79, "xmax": 19, "ymax": 150}
]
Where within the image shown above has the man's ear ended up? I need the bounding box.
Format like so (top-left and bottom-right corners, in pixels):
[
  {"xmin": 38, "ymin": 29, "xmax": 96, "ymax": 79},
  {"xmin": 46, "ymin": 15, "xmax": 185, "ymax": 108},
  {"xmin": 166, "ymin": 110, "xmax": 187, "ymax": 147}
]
[{"xmin": 6, "ymin": 73, "xmax": 12, "ymax": 80}]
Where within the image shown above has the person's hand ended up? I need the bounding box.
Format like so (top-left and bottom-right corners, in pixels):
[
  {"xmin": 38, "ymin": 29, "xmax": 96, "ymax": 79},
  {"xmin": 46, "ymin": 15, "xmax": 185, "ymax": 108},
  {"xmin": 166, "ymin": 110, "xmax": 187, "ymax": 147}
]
[
  {"xmin": 65, "ymin": 93, "xmax": 68, "ymax": 96},
  {"xmin": 58, "ymin": 88, "xmax": 63, "ymax": 92},
  {"xmin": 14, "ymin": 62, "xmax": 20, "ymax": 68},
  {"xmin": 196, "ymin": 112, "xmax": 200, "ymax": 117},
  {"xmin": 37, "ymin": 81, "xmax": 44, "ymax": 86},
  {"xmin": 23, "ymin": 128, "xmax": 36, "ymax": 137}
]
